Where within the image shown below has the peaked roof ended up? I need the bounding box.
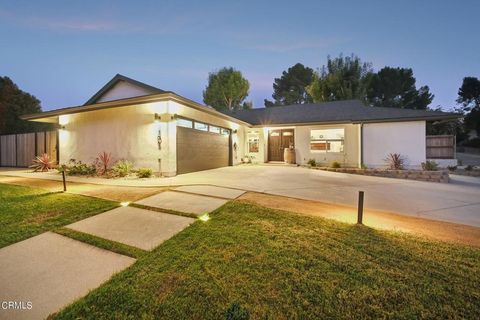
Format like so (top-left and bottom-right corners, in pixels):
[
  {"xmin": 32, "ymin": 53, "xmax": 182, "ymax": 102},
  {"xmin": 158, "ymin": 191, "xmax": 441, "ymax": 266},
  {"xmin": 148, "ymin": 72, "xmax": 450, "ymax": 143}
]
[
  {"xmin": 84, "ymin": 74, "xmax": 166, "ymax": 105},
  {"xmin": 222, "ymin": 100, "xmax": 461, "ymax": 126}
]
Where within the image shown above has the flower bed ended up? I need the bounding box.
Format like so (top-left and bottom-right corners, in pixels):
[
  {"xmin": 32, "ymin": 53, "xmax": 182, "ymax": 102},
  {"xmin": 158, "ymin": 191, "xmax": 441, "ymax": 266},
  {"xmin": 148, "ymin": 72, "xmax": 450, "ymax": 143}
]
[{"xmin": 308, "ymin": 166, "xmax": 449, "ymax": 183}]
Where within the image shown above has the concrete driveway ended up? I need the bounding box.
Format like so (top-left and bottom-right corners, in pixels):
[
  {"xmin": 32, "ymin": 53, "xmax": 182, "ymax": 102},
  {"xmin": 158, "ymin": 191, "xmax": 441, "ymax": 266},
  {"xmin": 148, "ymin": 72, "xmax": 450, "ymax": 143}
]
[
  {"xmin": 2, "ymin": 165, "xmax": 480, "ymax": 227},
  {"xmin": 170, "ymin": 166, "xmax": 480, "ymax": 227}
]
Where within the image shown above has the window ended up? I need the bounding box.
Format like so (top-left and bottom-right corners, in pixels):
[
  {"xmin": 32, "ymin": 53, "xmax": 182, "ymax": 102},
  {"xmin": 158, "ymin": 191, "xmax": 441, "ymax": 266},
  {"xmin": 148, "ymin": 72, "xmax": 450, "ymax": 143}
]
[
  {"xmin": 177, "ymin": 118, "xmax": 193, "ymax": 128},
  {"xmin": 248, "ymin": 136, "xmax": 259, "ymax": 153},
  {"xmin": 194, "ymin": 122, "xmax": 208, "ymax": 131},
  {"xmin": 221, "ymin": 128, "xmax": 230, "ymax": 136},
  {"xmin": 209, "ymin": 125, "xmax": 220, "ymax": 134},
  {"xmin": 310, "ymin": 128, "xmax": 344, "ymax": 152}
]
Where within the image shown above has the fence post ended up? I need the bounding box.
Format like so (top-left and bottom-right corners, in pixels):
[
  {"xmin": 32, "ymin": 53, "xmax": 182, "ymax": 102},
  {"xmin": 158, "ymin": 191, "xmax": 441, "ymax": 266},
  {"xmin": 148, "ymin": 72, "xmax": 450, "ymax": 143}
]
[{"xmin": 357, "ymin": 191, "xmax": 364, "ymax": 224}]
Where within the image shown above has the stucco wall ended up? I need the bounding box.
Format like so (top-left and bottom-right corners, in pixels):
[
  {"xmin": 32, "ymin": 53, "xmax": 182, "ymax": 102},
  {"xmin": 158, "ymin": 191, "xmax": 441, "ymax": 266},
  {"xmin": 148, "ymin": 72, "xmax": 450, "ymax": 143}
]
[
  {"xmin": 294, "ymin": 124, "xmax": 360, "ymax": 167},
  {"xmin": 363, "ymin": 121, "xmax": 426, "ymax": 168},
  {"xmin": 97, "ymin": 81, "xmax": 153, "ymax": 103},
  {"xmin": 59, "ymin": 100, "xmax": 247, "ymax": 176}
]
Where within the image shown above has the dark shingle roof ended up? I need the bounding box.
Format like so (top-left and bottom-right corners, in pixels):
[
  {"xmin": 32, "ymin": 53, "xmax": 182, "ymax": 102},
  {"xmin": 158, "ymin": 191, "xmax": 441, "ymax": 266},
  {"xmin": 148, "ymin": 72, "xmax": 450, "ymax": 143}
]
[{"xmin": 223, "ymin": 100, "xmax": 460, "ymax": 126}]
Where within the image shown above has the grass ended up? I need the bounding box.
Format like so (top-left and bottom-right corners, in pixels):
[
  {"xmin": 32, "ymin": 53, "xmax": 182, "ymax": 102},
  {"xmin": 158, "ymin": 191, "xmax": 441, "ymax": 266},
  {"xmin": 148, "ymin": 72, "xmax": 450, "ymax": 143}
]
[
  {"xmin": 54, "ymin": 227, "xmax": 146, "ymax": 259},
  {"xmin": 52, "ymin": 201, "xmax": 480, "ymax": 319},
  {"xmin": 0, "ymin": 183, "xmax": 117, "ymax": 248}
]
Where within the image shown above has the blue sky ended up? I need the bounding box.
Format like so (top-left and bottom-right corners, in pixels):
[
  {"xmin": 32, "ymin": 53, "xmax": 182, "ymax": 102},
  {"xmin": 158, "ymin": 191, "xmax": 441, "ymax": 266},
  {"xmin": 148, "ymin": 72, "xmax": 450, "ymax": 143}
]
[{"xmin": 0, "ymin": 0, "xmax": 479, "ymax": 111}]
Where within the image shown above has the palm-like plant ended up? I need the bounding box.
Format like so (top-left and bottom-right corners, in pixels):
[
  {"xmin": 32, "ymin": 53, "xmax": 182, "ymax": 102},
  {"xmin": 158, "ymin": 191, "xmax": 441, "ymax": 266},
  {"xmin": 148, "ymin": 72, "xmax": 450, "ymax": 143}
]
[
  {"xmin": 96, "ymin": 151, "xmax": 112, "ymax": 175},
  {"xmin": 384, "ymin": 153, "xmax": 405, "ymax": 170},
  {"xmin": 30, "ymin": 153, "xmax": 56, "ymax": 172}
]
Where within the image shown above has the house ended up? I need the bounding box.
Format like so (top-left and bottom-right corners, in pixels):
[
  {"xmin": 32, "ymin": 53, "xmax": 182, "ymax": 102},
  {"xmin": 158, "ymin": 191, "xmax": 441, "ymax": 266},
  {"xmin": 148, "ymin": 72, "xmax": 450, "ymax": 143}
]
[{"xmin": 21, "ymin": 74, "xmax": 460, "ymax": 176}]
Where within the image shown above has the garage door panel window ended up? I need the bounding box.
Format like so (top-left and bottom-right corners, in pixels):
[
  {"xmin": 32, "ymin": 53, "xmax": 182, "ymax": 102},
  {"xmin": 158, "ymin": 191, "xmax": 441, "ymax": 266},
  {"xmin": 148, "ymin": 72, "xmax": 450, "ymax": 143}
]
[
  {"xmin": 177, "ymin": 118, "xmax": 193, "ymax": 128},
  {"xmin": 209, "ymin": 125, "xmax": 220, "ymax": 134},
  {"xmin": 194, "ymin": 122, "xmax": 208, "ymax": 131},
  {"xmin": 310, "ymin": 128, "xmax": 344, "ymax": 152}
]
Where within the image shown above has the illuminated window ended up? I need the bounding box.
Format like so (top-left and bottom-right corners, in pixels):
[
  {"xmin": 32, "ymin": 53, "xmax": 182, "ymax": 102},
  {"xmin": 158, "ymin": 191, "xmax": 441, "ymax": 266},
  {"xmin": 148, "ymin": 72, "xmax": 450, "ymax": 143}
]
[
  {"xmin": 209, "ymin": 126, "xmax": 220, "ymax": 134},
  {"xmin": 248, "ymin": 136, "xmax": 259, "ymax": 153},
  {"xmin": 221, "ymin": 128, "xmax": 230, "ymax": 136},
  {"xmin": 310, "ymin": 128, "xmax": 344, "ymax": 152},
  {"xmin": 177, "ymin": 118, "xmax": 193, "ymax": 128},
  {"xmin": 194, "ymin": 122, "xmax": 208, "ymax": 131}
]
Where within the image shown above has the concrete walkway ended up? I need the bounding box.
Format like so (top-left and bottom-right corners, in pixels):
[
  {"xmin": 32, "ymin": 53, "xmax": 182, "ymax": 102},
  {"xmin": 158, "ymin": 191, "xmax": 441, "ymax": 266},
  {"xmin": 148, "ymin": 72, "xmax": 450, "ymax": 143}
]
[
  {"xmin": 67, "ymin": 206, "xmax": 194, "ymax": 250},
  {"xmin": 2, "ymin": 166, "xmax": 479, "ymax": 227},
  {"xmin": 0, "ymin": 232, "xmax": 135, "ymax": 320}
]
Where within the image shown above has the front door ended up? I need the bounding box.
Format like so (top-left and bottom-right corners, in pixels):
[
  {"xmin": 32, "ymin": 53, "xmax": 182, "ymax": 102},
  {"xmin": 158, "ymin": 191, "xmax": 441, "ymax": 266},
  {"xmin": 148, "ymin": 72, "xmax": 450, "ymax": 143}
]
[{"xmin": 268, "ymin": 129, "xmax": 294, "ymax": 161}]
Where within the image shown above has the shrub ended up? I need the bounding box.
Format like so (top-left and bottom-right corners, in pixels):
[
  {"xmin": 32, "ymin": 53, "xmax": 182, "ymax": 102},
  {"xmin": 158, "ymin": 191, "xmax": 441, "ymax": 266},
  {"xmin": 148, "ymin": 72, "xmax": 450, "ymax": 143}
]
[
  {"xmin": 225, "ymin": 302, "xmax": 249, "ymax": 320},
  {"xmin": 95, "ymin": 151, "xmax": 112, "ymax": 175},
  {"xmin": 465, "ymin": 164, "xmax": 474, "ymax": 171},
  {"xmin": 447, "ymin": 165, "xmax": 457, "ymax": 171},
  {"xmin": 330, "ymin": 161, "xmax": 341, "ymax": 168},
  {"xmin": 307, "ymin": 159, "xmax": 316, "ymax": 167},
  {"xmin": 63, "ymin": 159, "xmax": 96, "ymax": 176},
  {"xmin": 137, "ymin": 168, "xmax": 153, "ymax": 178},
  {"xmin": 112, "ymin": 160, "xmax": 133, "ymax": 177},
  {"xmin": 384, "ymin": 153, "xmax": 405, "ymax": 170},
  {"xmin": 463, "ymin": 137, "xmax": 480, "ymax": 148},
  {"xmin": 30, "ymin": 153, "xmax": 56, "ymax": 172},
  {"xmin": 421, "ymin": 160, "xmax": 438, "ymax": 171}
]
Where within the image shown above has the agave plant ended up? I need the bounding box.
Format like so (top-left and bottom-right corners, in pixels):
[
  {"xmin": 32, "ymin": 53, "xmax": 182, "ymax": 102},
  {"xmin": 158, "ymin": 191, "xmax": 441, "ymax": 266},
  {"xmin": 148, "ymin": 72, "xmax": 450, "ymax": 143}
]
[
  {"xmin": 96, "ymin": 151, "xmax": 112, "ymax": 175},
  {"xmin": 384, "ymin": 153, "xmax": 405, "ymax": 170},
  {"xmin": 30, "ymin": 153, "xmax": 56, "ymax": 172}
]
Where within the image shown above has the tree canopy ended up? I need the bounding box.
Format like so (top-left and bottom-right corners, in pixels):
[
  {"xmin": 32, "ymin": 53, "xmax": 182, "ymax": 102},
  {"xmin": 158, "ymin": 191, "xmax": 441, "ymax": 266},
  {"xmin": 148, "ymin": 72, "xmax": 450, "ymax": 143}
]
[
  {"xmin": 365, "ymin": 67, "xmax": 433, "ymax": 109},
  {"xmin": 203, "ymin": 67, "xmax": 250, "ymax": 111},
  {"xmin": 0, "ymin": 76, "xmax": 49, "ymax": 134},
  {"xmin": 264, "ymin": 63, "xmax": 314, "ymax": 107},
  {"xmin": 457, "ymin": 77, "xmax": 480, "ymax": 135},
  {"xmin": 306, "ymin": 54, "xmax": 372, "ymax": 103}
]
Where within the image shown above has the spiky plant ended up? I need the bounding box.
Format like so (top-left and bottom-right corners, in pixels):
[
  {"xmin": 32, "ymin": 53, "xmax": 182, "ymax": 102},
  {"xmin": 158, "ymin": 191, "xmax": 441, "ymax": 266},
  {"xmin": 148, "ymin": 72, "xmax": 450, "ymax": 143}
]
[
  {"xmin": 96, "ymin": 151, "xmax": 112, "ymax": 175},
  {"xmin": 384, "ymin": 153, "xmax": 405, "ymax": 170},
  {"xmin": 30, "ymin": 153, "xmax": 56, "ymax": 172}
]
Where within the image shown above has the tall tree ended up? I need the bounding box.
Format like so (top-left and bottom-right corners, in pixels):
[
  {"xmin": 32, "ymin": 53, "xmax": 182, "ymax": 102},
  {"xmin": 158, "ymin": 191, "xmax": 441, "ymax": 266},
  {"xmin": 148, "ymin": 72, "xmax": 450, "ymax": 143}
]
[
  {"xmin": 0, "ymin": 76, "xmax": 48, "ymax": 134},
  {"xmin": 306, "ymin": 54, "xmax": 372, "ymax": 103},
  {"xmin": 203, "ymin": 67, "xmax": 250, "ymax": 111},
  {"xmin": 457, "ymin": 76, "xmax": 480, "ymax": 135},
  {"xmin": 365, "ymin": 67, "xmax": 434, "ymax": 109},
  {"xmin": 264, "ymin": 63, "xmax": 314, "ymax": 107}
]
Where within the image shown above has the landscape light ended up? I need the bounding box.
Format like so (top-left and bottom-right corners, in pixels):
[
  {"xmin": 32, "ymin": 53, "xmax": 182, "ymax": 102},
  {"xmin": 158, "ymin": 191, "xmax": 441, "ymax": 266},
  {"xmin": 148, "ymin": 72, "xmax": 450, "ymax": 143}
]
[
  {"xmin": 120, "ymin": 201, "xmax": 130, "ymax": 207},
  {"xmin": 199, "ymin": 213, "xmax": 210, "ymax": 222}
]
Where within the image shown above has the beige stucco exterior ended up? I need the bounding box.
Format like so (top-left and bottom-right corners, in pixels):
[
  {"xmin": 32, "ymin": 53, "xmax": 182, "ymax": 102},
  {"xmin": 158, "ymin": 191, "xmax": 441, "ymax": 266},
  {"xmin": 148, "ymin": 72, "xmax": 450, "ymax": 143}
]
[
  {"xmin": 58, "ymin": 99, "xmax": 248, "ymax": 176},
  {"xmin": 363, "ymin": 121, "xmax": 426, "ymax": 169}
]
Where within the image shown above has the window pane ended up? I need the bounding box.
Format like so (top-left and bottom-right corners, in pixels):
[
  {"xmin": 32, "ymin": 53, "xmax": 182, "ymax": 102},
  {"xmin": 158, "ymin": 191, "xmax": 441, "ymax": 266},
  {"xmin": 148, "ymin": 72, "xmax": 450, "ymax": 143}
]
[
  {"xmin": 194, "ymin": 122, "xmax": 208, "ymax": 131},
  {"xmin": 248, "ymin": 137, "xmax": 259, "ymax": 153},
  {"xmin": 177, "ymin": 118, "xmax": 193, "ymax": 128},
  {"xmin": 209, "ymin": 126, "xmax": 220, "ymax": 134},
  {"xmin": 270, "ymin": 132, "xmax": 280, "ymax": 137},
  {"xmin": 221, "ymin": 128, "xmax": 230, "ymax": 135},
  {"xmin": 282, "ymin": 131, "xmax": 293, "ymax": 136},
  {"xmin": 310, "ymin": 128, "xmax": 344, "ymax": 152}
]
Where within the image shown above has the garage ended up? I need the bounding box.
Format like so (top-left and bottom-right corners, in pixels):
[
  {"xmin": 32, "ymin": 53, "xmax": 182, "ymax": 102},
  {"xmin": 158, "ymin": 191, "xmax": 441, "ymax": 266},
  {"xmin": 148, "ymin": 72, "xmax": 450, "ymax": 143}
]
[{"xmin": 176, "ymin": 119, "xmax": 231, "ymax": 174}]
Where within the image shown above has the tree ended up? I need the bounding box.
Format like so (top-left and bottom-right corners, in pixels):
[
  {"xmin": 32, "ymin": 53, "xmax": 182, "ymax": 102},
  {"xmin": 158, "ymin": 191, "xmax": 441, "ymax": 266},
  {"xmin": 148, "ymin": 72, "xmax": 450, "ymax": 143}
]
[
  {"xmin": 306, "ymin": 54, "xmax": 372, "ymax": 103},
  {"xmin": 203, "ymin": 67, "xmax": 250, "ymax": 111},
  {"xmin": 365, "ymin": 67, "xmax": 433, "ymax": 110},
  {"xmin": 457, "ymin": 77, "xmax": 480, "ymax": 136},
  {"xmin": 264, "ymin": 63, "xmax": 314, "ymax": 107},
  {"xmin": 426, "ymin": 107, "xmax": 468, "ymax": 142},
  {"xmin": 0, "ymin": 76, "xmax": 48, "ymax": 134}
]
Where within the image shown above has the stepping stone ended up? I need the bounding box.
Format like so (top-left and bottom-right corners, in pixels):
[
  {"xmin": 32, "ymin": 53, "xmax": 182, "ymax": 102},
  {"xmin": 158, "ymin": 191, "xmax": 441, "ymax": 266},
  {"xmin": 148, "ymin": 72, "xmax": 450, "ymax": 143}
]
[
  {"xmin": 67, "ymin": 206, "xmax": 194, "ymax": 250},
  {"xmin": 0, "ymin": 232, "xmax": 134, "ymax": 320},
  {"xmin": 174, "ymin": 185, "xmax": 245, "ymax": 199},
  {"xmin": 135, "ymin": 191, "xmax": 228, "ymax": 215}
]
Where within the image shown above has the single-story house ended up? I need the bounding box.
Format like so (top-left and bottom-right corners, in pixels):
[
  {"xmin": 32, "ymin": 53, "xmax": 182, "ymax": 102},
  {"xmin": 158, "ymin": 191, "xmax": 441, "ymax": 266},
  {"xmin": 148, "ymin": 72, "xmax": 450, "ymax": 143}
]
[{"xmin": 22, "ymin": 74, "xmax": 461, "ymax": 176}]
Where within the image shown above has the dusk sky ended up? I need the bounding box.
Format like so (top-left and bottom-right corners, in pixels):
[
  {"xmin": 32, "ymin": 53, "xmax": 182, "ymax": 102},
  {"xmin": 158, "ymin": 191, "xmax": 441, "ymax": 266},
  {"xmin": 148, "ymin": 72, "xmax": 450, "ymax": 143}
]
[{"xmin": 1, "ymin": 0, "xmax": 479, "ymax": 112}]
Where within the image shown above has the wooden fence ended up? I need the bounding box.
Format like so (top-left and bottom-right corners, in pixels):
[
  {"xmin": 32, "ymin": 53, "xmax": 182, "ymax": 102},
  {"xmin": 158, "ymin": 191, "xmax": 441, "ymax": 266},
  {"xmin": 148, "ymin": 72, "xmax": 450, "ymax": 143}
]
[
  {"xmin": 0, "ymin": 131, "xmax": 58, "ymax": 167},
  {"xmin": 426, "ymin": 135, "xmax": 455, "ymax": 159}
]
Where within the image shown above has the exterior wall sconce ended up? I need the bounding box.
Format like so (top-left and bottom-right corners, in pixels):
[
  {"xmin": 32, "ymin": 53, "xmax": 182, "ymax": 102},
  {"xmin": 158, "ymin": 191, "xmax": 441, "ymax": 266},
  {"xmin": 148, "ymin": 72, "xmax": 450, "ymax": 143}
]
[
  {"xmin": 233, "ymin": 129, "xmax": 238, "ymax": 134},
  {"xmin": 154, "ymin": 113, "xmax": 161, "ymax": 122}
]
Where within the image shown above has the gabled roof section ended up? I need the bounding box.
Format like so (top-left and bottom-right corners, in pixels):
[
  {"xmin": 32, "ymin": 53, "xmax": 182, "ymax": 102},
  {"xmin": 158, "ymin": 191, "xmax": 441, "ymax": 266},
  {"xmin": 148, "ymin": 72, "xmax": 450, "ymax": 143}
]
[
  {"xmin": 84, "ymin": 74, "xmax": 166, "ymax": 105},
  {"xmin": 222, "ymin": 100, "xmax": 461, "ymax": 126}
]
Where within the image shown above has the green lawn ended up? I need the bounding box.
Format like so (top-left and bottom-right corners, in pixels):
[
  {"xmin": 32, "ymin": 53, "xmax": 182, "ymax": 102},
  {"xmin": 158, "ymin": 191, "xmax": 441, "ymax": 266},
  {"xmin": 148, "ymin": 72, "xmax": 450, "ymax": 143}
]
[
  {"xmin": 0, "ymin": 183, "xmax": 117, "ymax": 248},
  {"xmin": 52, "ymin": 202, "xmax": 480, "ymax": 319}
]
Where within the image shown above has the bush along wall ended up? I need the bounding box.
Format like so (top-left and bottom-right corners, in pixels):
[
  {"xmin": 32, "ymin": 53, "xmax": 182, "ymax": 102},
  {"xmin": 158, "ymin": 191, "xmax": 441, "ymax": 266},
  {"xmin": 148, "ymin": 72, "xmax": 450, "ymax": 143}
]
[{"xmin": 308, "ymin": 167, "xmax": 449, "ymax": 183}]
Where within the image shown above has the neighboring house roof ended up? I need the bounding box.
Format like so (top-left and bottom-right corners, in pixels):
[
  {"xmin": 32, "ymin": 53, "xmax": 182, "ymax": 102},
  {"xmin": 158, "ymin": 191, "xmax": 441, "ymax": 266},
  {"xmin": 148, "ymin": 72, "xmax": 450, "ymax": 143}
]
[
  {"xmin": 222, "ymin": 100, "xmax": 461, "ymax": 126},
  {"xmin": 84, "ymin": 74, "xmax": 166, "ymax": 105}
]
